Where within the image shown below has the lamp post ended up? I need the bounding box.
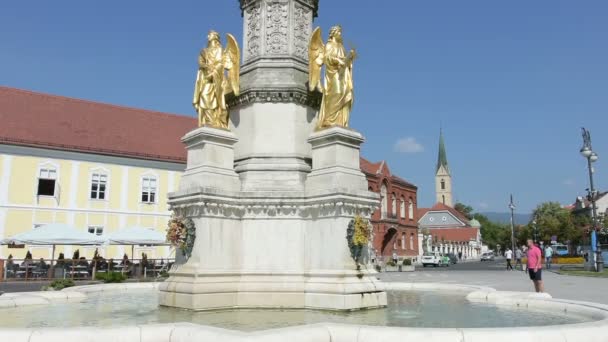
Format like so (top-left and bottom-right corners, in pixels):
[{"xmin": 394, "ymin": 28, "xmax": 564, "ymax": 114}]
[
  {"xmin": 509, "ymin": 194, "xmax": 516, "ymax": 255},
  {"xmin": 580, "ymin": 127, "xmax": 603, "ymax": 273}
]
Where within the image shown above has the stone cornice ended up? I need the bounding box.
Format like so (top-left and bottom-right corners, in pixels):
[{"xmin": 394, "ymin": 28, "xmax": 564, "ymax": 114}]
[
  {"xmin": 169, "ymin": 189, "xmax": 379, "ymax": 219},
  {"xmin": 239, "ymin": 0, "xmax": 319, "ymax": 17},
  {"xmin": 227, "ymin": 89, "xmax": 321, "ymax": 109}
]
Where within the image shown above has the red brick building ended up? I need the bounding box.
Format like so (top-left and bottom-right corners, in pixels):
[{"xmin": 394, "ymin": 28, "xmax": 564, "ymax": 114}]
[{"xmin": 361, "ymin": 158, "xmax": 419, "ymax": 258}]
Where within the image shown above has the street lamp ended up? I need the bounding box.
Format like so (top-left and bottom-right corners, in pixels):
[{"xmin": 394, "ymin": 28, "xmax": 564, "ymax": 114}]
[
  {"xmin": 509, "ymin": 195, "xmax": 516, "ymax": 254},
  {"xmin": 580, "ymin": 127, "xmax": 603, "ymax": 273}
]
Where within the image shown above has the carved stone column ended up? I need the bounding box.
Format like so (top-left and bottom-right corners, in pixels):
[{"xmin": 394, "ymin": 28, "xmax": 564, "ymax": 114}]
[{"xmin": 230, "ymin": 0, "xmax": 321, "ymax": 192}]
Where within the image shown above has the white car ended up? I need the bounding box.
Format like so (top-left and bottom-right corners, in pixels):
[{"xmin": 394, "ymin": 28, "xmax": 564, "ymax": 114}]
[
  {"xmin": 421, "ymin": 253, "xmax": 449, "ymax": 267},
  {"xmin": 480, "ymin": 252, "xmax": 495, "ymax": 261}
]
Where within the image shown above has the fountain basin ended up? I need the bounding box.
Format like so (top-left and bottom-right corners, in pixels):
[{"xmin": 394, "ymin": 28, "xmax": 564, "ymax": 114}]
[{"xmin": 1, "ymin": 282, "xmax": 607, "ymax": 341}]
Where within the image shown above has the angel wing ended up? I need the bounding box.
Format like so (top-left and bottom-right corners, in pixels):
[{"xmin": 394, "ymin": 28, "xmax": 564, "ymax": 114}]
[
  {"xmin": 225, "ymin": 33, "xmax": 240, "ymax": 96},
  {"xmin": 308, "ymin": 27, "xmax": 324, "ymax": 92}
]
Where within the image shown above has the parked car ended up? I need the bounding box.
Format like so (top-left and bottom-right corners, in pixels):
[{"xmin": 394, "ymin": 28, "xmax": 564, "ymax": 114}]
[
  {"xmin": 421, "ymin": 253, "xmax": 450, "ymax": 267},
  {"xmin": 551, "ymin": 244, "xmax": 569, "ymax": 256},
  {"xmin": 446, "ymin": 253, "xmax": 458, "ymax": 264},
  {"xmin": 480, "ymin": 252, "xmax": 495, "ymax": 261}
]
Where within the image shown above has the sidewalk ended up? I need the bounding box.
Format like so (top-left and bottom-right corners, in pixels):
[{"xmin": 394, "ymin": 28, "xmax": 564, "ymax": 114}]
[{"xmin": 379, "ymin": 268, "xmax": 608, "ymax": 305}]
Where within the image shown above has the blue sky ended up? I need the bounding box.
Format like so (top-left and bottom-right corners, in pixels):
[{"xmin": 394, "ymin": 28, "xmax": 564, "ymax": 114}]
[{"xmin": 1, "ymin": 1, "xmax": 607, "ymax": 213}]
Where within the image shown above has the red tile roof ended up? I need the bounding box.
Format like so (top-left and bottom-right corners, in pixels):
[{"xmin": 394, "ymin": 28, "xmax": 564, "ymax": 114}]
[
  {"xmin": 417, "ymin": 207, "xmax": 431, "ymax": 218},
  {"xmin": 360, "ymin": 157, "xmax": 382, "ymax": 175},
  {"xmin": 0, "ymin": 86, "xmax": 195, "ymax": 162},
  {"xmin": 360, "ymin": 157, "xmax": 417, "ymax": 188}
]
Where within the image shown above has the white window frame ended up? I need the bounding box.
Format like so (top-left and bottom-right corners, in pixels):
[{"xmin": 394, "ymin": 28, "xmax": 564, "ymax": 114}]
[
  {"xmin": 400, "ymin": 198, "xmax": 406, "ymax": 219},
  {"xmin": 401, "ymin": 233, "xmax": 406, "ymax": 249},
  {"xmin": 410, "ymin": 233, "xmax": 414, "ymax": 250},
  {"xmin": 89, "ymin": 168, "xmax": 110, "ymax": 201},
  {"xmin": 36, "ymin": 162, "xmax": 59, "ymax": 198},
  {"xmin": 140, "ymin": 174, "xmax": 158, "ymax": 204},
  {"xmin": 408, "ymin": 199, "xmax": 414, "ymax": 221},
  {"xmin": 87, "ymin": 225, "xmax": 104, "ymax": 236}
]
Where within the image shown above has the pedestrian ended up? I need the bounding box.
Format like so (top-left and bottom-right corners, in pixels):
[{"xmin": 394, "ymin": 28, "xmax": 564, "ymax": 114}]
[
  {"xmin": 505, "ymin": 248, "xmax": 513, "ymax": 270},
  {"xmin": 514, "ymin": 248, "xmax": 523, "ymax": 271},
  {"xmin": 392, "ymin": 251, "xmax": 398, "ymax": 265},
  {"xmin": 526, "ymin": 239, "xmax": 544, "ymax": 293},
  {"xmin": 458, "ymin": 251, "xmax": 462, "ymax": 260},
  {"xmin": 544, "ymin": 245, "xmax": 554, "ymax": 270}
]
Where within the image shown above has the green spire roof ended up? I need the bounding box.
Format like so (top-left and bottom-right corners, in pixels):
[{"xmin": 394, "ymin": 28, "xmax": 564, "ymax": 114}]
[{"xmin": 436, "ymin": 128, "xmax": 450, "ymax": 174}]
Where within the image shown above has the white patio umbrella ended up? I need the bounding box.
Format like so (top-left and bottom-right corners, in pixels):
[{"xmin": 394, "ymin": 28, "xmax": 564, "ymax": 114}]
[
  {"xmin": 105, "ymin": 226, "xmax": 168, "ymax": 262},
  {"xmin": 1, "ymin": 223, "xmax": 105, "ymax": 263}
]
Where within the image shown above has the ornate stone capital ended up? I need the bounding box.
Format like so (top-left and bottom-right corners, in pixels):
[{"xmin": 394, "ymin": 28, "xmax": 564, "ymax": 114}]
[
  {"xmin": 169, "ymin": 191, "xmax": 378, "ymax": 220},
  {"xmin": 227, "ymin": 89, "xmax": 321, "ymax": 108}
]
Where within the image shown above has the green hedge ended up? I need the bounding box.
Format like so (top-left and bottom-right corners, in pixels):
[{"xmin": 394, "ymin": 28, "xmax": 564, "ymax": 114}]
[{"xmin": 95, "ymin": 272, "xmax": 127, "ymax": 283}]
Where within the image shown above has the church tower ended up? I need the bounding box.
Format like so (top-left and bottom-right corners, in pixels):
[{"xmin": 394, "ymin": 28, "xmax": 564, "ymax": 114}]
[{"xmin": 435, "ymin": 129, "xmax": 453, "ymax": 206}]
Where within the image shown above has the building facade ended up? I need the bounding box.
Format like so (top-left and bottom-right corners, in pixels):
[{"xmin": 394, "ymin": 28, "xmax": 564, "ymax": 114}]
[
  {"xmin": 418, "ymin": 203, "xmax": 482, "ymax": 258},
  {"xmin": 361, "ymin": 159, "xmax": 420, "ymax": 259},
  {"xmin": 0, "ymin": 87, "xmax": 193, "ymax": 260}
]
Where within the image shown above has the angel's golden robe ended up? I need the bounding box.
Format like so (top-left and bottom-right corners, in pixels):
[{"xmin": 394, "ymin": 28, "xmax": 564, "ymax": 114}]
[
  {"xmin": 193, "ymin": 33, "xmax": 239, "ymax": 129},
  {"xmin": 317, "ymin": 39, "xmax": 353, "ymax": 130}
]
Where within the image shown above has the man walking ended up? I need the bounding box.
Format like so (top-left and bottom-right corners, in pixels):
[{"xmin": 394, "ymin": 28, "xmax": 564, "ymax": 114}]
[
  {"xmin": 544, "ymin": 244, "xmax": 554, "ymax": 270},
  {"xmin": 505, "ymin": 248, "xmax": 513, "ymax": 270},
  {"xmin": 514, "ymin": 247, "xmax": 523, "ymax": 271},
  {"xmin": 527, "ymin": 239, "xmax": 544, "ymax": 293}
]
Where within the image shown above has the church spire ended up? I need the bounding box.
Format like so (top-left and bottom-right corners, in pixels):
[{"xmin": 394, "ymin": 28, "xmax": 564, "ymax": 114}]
[
  {"xmin": 436, "ymin": 128, "xmax": 450, "ymax": 174},
  {"xmin": 435, "ymin": 127, "xmax": 453, "ymax": 206}
]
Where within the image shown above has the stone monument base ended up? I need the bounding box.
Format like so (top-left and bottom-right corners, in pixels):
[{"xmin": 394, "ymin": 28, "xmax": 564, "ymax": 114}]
[
  {"xmin": 159, "ymin": 126, "xmax": 386, "ymax": 311},
  {"xmin": 159, "ymin": 271, "xmax": 386, "ymax": 311}
]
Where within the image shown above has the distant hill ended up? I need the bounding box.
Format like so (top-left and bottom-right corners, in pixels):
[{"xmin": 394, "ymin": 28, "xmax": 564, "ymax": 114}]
[{"xmin": 478, "ymin": 212, "xmax": 532, "ymax": 225}]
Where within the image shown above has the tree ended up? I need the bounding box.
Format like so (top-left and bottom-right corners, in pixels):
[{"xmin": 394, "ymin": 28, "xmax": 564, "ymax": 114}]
[
  {"xmin": 454, "ymin": 202, "xmax": 474, "ymax": 220},
  {"xmin": 473, "ymin": 213, "xmax": 511, "ymax": 252},
  {"xmin": 531, "ymin": 202, "xmax": 584, "ymax": 247}
]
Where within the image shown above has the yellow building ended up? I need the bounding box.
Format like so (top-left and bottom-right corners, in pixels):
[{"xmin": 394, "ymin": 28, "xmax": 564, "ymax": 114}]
[{"xmin": 0, "ymin": 86, "xmax": 196, "ymax": 260}]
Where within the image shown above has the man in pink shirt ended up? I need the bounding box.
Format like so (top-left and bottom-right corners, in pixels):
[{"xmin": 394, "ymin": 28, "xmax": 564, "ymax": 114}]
[{"xmin": 526, "ymin": 239, "xmax": 544, "ymax": 292}]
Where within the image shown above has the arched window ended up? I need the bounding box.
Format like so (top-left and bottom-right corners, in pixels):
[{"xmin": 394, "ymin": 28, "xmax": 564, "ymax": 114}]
[
  {"xmin": 380, "ymin": 183, "xmax": 388, "ymax": 218},
  {"xmin": 442, "ymin": 195, "xmax": 445, "ymax": 204},
  {"xmin": 408, "ymin": 198, "xmax": 414, "ymax": 220},
  {"xmin": 441, "ymin": 179, "xmax": 446, "ymax": 190},
  {"xmin": 410, "ymin": 233, "xmax": 414, "ymax": 250},
  {"xmin": 401, "ymin": 233, "xmax": 406, "ymax": 249},
  {"xmin": 391, "ymin": 193, "xmax": 397, "ymax": 217},
  {"xmin": 400, "ymin": 198, "xmax": 406, "ymax": 219}
]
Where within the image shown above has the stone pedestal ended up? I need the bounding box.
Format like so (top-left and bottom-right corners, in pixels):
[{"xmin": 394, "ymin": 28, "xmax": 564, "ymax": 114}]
[
  {"xmin": 178, "ymin": 126, "xmax": 240, "ymax": 192},
  {"xmin": 306, "ymin": 127, "xmax": 368, "ymax": 192},
  {"xmin": 158, "ymin": 126, "xmax": 386, "ymax": 311}
]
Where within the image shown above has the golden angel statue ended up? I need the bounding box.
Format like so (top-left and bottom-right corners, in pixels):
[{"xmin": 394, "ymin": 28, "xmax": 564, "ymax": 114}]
[
  {"xmin": 309, "ymin": 25, "xmax": 356, "ymax": 131},
  {"xmin": 193, "ymin": 30, "xmax": 240, "ymax": 129}
]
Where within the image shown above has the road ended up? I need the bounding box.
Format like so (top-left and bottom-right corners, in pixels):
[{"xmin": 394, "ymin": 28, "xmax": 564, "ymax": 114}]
[
  {"xmin": 379, "ymin": 259, "xmax": 608, "ymax": 304},
  {"xmin": 2, "ymin": 260, "xmax": 606, "ymax": 305}
]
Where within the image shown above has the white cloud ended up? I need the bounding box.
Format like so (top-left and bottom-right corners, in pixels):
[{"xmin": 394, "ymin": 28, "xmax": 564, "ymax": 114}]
[
  {"xmin": 478, "ymin": 202, "xmax": 489, "ymax": 209},
  {"xmin": 393, "ymin": 137, "xmax": 424, "ymax": 153},
  {"xmin": 562, "ymin": 179, "xmax": 575, "ymax": 187}
]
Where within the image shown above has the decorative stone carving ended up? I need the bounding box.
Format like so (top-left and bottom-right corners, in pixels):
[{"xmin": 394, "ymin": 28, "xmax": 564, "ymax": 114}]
[
  {"xmin": 226, "ymin": 89, "xmax": 321, "ymax": 108},
  {"xmin": 170, "ymin": 195, "xmax": 376, "ymax": 220},
  {"xmin": 265, "ymin": 2, "xmax": 289, "ymax": 54},
  {"xmin": 293, "ymin": 4, "xmax": 311, "ymax": 59},
  {"xmin": 245, "ymin": 3, "xmax": 262, "ymax": 59}
]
